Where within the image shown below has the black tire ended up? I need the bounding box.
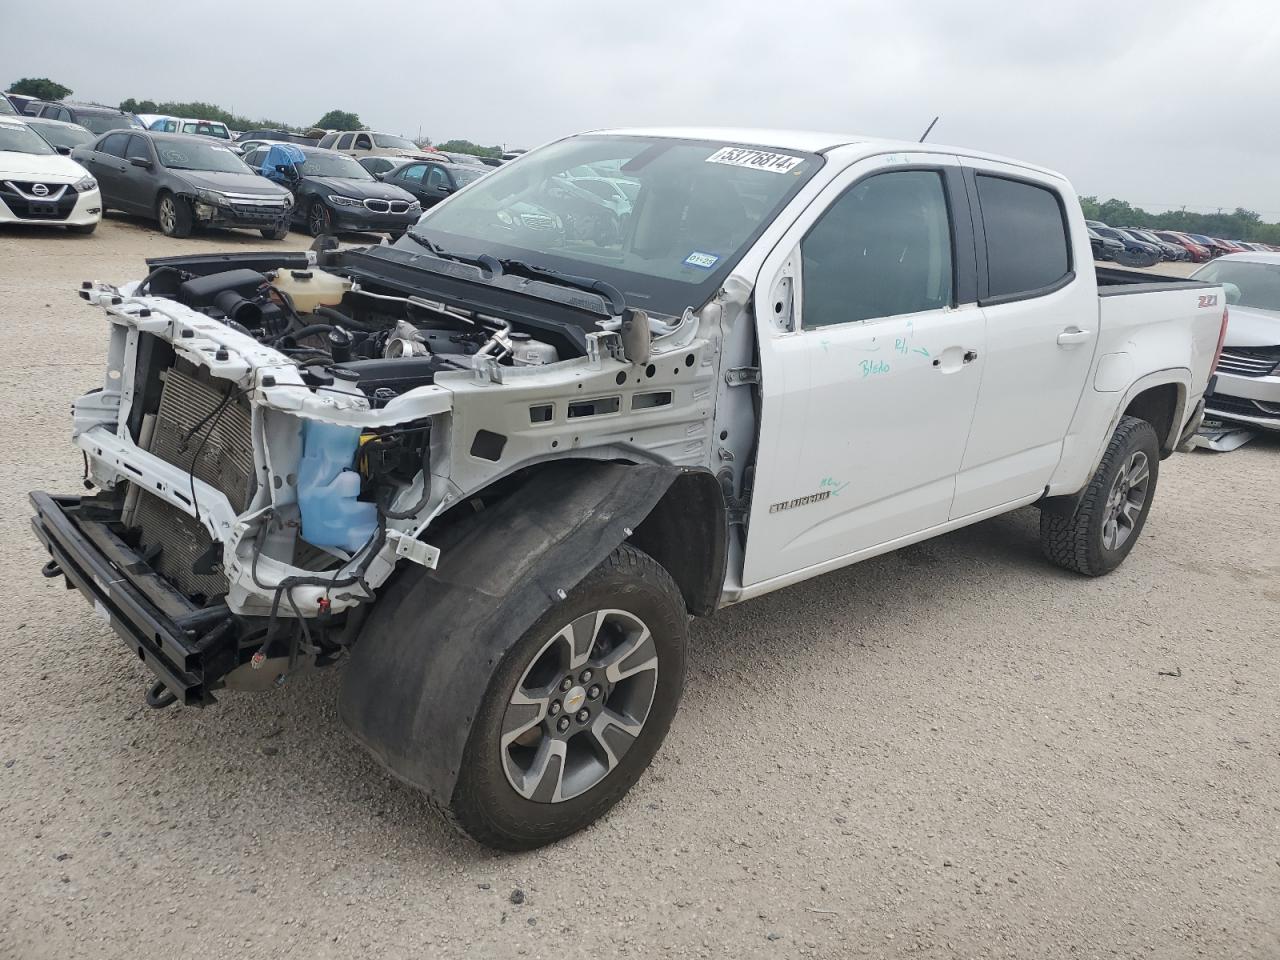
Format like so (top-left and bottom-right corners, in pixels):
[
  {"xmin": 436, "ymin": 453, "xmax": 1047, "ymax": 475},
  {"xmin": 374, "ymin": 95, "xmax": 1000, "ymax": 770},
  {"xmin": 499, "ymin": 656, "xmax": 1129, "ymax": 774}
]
[
  {"xmin": 307, "ymin": 200, "xmax": 331, "ymax": 237},
  {"xmin": 67, "ymin": 221, "xmax": 97, "ymax": 235},
  {"xmin": 1040, "ymin": 415, "xmax": 1160, "ymax": 576},
  {"xmin": 261, "ymin": 222, "xmax": 290, "ymax": 240},
  {"xmin": 157, "ymin": 192, "xmax": 192, "ymax": 238},
  {"xmin": 450, "ymin": 543, "xmax": 688, "ymax": 850}
]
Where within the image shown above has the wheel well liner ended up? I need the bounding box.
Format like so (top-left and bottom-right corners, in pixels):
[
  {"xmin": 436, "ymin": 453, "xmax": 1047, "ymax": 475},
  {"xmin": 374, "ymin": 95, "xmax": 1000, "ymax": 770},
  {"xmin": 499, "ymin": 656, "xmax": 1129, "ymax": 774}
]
[
  {"xmin": 1122, "ymin": 382, "xmax": 1182, "ymax": 457},
  {"xmin": 338, "ymin": 459, "xmax": 708, "ymax": 805},
  {"xmin": 627, "ymin": 470, "xmax": 727, "ymax": 617}
]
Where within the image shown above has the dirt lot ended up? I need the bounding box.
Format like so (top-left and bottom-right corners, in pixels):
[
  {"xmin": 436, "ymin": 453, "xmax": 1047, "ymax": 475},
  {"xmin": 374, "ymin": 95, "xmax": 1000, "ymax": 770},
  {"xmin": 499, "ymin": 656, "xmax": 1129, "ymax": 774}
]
[{"xmin": 1, "ymin": 217, "xmax": 1277, "ymax": 960}]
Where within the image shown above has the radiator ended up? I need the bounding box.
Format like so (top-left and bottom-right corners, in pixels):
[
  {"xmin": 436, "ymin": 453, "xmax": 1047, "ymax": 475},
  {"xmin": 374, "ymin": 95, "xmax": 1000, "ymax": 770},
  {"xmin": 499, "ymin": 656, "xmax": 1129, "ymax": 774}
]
[{"xmin": 132, "ymin": 490, "xmax": 228, "ymax": 600}]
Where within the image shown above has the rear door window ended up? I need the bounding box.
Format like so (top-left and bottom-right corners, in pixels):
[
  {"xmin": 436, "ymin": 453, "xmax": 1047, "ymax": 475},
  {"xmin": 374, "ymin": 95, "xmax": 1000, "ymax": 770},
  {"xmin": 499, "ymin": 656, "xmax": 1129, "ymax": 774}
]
[
  {"xmin": 975, "ymin": 174, "xmax": 1071, "ymax": 301},
  {"xmin": 336, "ymin": 134, "xmax": 353, "ymax": 150}
]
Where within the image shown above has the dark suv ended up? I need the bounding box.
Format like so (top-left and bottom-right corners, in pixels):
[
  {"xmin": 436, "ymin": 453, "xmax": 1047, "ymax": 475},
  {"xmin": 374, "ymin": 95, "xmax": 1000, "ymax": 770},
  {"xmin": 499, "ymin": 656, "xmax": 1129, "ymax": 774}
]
[{"xmin": 29, "ymin": 102, "xmax": 142, "ymax": 136}]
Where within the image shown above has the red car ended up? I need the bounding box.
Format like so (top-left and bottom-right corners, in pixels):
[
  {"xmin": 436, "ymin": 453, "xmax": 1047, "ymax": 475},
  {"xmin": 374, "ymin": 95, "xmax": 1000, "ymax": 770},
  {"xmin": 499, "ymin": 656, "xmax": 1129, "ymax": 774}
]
[{"xmin": 1152, "ymin": 230, "xmax": 1212, "ymax": 262}]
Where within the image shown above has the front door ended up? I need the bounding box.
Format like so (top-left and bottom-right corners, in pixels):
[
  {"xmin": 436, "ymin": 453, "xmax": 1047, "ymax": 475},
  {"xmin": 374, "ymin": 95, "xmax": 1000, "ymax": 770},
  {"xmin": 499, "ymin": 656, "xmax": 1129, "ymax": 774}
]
[
  {"xmin": 744, "ymin": 158, "xmax": 987, "ymax": 588},
  {"xmin": 118, "ymin": 135, "xmax": 156, "ymax": 214},
  {"xmin": 87, "ymin": 131, "xmax": 131, "ymax": 203}
]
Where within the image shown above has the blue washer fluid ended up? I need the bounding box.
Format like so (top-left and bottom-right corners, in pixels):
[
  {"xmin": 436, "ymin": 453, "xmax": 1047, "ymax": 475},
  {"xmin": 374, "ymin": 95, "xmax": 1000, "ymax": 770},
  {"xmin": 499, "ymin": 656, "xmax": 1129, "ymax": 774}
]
[{"xmin": 297, "ymin": 420, "xmax": 378, "ymax": 553}]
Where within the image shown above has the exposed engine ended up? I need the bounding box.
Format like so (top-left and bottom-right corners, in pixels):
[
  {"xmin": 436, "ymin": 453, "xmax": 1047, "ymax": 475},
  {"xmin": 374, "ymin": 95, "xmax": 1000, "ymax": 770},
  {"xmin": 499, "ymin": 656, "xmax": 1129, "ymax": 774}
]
[{"xmin": 135, "ymin": 256, "xmax": 562, "ymax": 410}]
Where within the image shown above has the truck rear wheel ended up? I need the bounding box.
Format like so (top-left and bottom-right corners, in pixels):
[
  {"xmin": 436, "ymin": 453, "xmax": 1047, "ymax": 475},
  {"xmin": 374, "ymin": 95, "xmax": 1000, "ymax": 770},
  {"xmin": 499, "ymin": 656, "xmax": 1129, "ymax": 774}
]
[
  {"xmin": 449, "ymin": 544, "xmax": 687, "ymax": 850},
  {"xmin": 1040, "ymin": 415, "xmax": 1159, "ymax": 576}
]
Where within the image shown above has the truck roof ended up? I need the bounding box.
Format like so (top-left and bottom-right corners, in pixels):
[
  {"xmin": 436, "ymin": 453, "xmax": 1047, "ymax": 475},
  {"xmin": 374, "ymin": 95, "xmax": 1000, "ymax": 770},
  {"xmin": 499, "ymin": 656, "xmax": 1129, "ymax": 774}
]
[{"xmin": 589, "ymin": 126, "xmax": 1065, "ymax": 181}]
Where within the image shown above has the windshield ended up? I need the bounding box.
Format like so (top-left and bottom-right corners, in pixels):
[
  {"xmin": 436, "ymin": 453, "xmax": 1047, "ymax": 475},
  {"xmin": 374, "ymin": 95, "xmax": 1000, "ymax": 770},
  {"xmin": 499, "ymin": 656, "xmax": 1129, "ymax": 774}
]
[
  {"xmin": 0, "ymin": 121, "xmax": 55, "ymax": 155},
  {"xmin": 410, "ymin": 135, "xmax": 821, "ymax": 315},
  {"xmin": 79, "ymin": 113, "xmax": 133, "ymax": 134},
  {"xmin": 374, "ymin": 134, "xmax": 416, "ymax": 149},
  {"xmin": 29, "ymin": 121, "xmax": 93, "ymax": 149},
  {"xmin": 450, "ymin": 165, "xmax": 485, "ymax": 187},
  {"xmin": 156, "ymin": 139, "xmax": 249, "ymax": 172},
  {"xmin": 182, "ymin": 122, "xmax": 230, "ymax": 139},
  {"xmin": 1192, "ymin": 259, "xmax": 1280, "ymax": 313},
  {"xmin": 297, "ymin": 151, "xmax": 373, "ymax": 180}
]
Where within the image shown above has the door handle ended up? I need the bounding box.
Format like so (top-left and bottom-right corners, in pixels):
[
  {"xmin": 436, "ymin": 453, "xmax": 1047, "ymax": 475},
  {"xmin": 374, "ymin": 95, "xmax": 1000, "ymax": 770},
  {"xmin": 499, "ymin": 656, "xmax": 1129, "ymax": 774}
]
[
  {"xmin": 1057, "ymin": 328, "xmax": 1092, "ymax": 346},
  {"xmin": 963, "ymin": 349, "xmax": 979, "ymax": 363}
]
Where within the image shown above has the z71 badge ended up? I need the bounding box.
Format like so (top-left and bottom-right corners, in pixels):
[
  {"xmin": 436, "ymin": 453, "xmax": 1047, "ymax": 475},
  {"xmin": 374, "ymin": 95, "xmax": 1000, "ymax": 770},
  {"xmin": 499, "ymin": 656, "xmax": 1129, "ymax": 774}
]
[
  {"xmin": 1198, "ymin": 294, "xmax": 1219, "ymax": 308},
  {"xmin": 769, "ymin": 490, "xmax": 831, "ymax": 513}
]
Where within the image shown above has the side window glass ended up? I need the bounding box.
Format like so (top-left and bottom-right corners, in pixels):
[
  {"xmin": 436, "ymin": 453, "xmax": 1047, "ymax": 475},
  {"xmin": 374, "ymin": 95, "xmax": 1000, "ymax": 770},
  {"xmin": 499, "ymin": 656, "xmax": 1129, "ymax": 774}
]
[
  {"xmin": 354, "ymin": 134, "xmax": 372, "ymax": 150},
  {"xmin": 100, "ymin": 132, "xmax": 130, "ymax": 157},
  {"xmin": 975, "ymin": 174, "xmax": 1071, "ymax": 300},
  {"xmin": 336, "ymin": 134, "xmax": 353, "ymax": 150},
  {"xmin": 426, "ymin": 166, "xmax": 448, "ymax": 189},
  {"xmin": 398, "ymin": 164, "xmax": 426, "ymax": 184},
  {"xmin": 801, "ymin": 170, "xmax": 954, "ymax": 329},
  {"xmin": 125, "ymin": 136, "xmax": 150, "ymax": 162}
]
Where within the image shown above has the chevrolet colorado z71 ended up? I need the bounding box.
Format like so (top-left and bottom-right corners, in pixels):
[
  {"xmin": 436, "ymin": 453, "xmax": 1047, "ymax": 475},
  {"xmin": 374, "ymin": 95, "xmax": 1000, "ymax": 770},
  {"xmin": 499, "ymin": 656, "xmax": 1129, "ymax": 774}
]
[{"xmin": 32, "ymin": 129, "xmax": 1227, "ymax": 850}]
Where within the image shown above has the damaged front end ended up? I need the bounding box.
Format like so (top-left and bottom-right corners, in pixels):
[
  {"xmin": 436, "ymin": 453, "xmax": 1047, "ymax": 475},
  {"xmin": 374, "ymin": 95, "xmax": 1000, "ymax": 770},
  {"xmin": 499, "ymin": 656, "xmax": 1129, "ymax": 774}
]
[{"xmin": 32, "ymin": 244, "xmax": 728, "ymax": 706}]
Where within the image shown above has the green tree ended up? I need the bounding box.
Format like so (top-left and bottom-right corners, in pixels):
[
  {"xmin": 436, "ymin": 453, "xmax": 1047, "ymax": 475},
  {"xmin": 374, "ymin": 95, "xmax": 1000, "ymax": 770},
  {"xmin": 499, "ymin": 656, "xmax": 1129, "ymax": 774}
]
[
  {"xmin": 434, "ymin": 139, "xmax": 502, "ymax": 159},
  {"xmin": 314, "ymin": 110, "xmax": 362, "ymax": 131},
  {"xmin": 119, "ymin": 98, "xmax": 157, "ymax": 114},
  {"xmin": 9, "ymin": 77, "xmax": 72, "ymax": 100}
]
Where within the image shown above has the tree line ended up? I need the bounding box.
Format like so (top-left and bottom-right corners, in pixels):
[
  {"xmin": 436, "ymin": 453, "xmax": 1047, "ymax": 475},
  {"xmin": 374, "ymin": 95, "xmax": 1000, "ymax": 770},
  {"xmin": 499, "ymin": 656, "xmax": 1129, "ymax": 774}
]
[{"xmin": 1080, "ymin": 196, "xmax": 1280, "ymax": 245}]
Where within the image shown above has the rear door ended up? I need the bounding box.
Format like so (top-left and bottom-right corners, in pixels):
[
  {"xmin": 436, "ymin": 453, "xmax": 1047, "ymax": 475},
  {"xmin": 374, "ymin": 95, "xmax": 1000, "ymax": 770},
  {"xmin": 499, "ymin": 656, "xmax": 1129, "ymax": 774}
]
[
  {"xmin": 744, "ymin": 155, "xmax": 987, "ymax": 587},
  {"xmin": 949, "ymin": 161, "xmax": 1098, "ymax": 518}
]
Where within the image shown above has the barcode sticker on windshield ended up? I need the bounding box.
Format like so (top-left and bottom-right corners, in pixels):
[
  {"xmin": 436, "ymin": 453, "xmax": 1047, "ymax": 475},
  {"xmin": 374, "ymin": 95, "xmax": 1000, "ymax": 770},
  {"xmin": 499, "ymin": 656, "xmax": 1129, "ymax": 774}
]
[{"xmin": 705, "ymin": 146, "xmax": 804, "ymax": 174}]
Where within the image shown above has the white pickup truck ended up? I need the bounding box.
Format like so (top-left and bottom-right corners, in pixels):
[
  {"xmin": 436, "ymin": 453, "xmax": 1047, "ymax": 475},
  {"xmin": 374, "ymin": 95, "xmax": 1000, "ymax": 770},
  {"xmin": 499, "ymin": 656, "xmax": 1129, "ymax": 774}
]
[{"xmin": 32, "ymin": 128, "xmax": 1227, "ymax": 849}]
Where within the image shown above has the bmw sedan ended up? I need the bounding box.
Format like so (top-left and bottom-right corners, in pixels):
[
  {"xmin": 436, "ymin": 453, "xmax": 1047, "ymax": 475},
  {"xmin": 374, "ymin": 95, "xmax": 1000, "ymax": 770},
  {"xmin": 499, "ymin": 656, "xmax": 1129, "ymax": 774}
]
[
  {"xmin": 243, "ymin": 143, "xmax": 420, "ymax": 237},
  {"xmin": 73, "ymin": 131, "xmax": 292, "ymax": 238}
]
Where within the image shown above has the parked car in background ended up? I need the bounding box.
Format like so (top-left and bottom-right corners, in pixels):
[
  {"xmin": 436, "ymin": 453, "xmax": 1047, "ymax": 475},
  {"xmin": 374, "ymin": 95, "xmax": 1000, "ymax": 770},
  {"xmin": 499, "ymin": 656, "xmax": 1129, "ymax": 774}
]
[
  {"xmin": 379, "ymin": 158, "xmax": 488, "ymax": 211},
  {"xmin": 243, "ymin": 143, "xmax": 420, "ymax": 237},
  {"xmin": 4, "ymin": 92, "xmax": 40, "ymax": 115},
  {"xmin": 1088, "ymin": 227, "xmax": 1124, "ymax": 261},
  {"xmin": 436, "ymin": 151, "xmax": 490, "ymax": 166},
  {"xmin": 1187, "ymin": 234, "xmax": 1230, "ymax": 257},
  {"xmin": 23, "ymin": 116, "xmax": 96, "ymax": 155},
  {"xmin": 0, "ymin": 117, "xmax": 101, "ymax": 233},
  {"xmin": 145, "ymin": 116, "xmax": 233, "ymax": 143},
  {"xmin": 73, "ymin": 131, "xmax": 292, "ymax": 238},
  {"xmin": 237, "ymin": 128, "xmax": 320, "ymax": 147},
  {"xmin": 1090, "ymin": 225, "xmax": 1161, "ymax": 267},
  {"xmin": 1122, "ymin": 228, "xmax": 1187, "ymax": 261},
  {"xmin": 357, "ymin": 155, "xmax": 412, "ymax": 179},
  {"xmin": 317, "ymin": 130, "xmax": 433, "ymax": 161},
  {"xmin": 1189, "ymin": 253, "xmax": 1280, "ymax": 432},
  {"xmin": 1151, "ymin": 230, "xmax": 1211, "ymax": 262},
  {"xmin": 28, "ymin": 103, "xmax": 143, "ymax": 136}
]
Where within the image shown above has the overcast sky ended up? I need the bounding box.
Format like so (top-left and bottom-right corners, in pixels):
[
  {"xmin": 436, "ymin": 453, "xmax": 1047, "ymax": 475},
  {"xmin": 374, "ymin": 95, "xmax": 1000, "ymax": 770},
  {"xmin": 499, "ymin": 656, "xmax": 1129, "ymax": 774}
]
[{"xmin": 10, "ymin": 0, "xmax": 1280, "ymax": 216}]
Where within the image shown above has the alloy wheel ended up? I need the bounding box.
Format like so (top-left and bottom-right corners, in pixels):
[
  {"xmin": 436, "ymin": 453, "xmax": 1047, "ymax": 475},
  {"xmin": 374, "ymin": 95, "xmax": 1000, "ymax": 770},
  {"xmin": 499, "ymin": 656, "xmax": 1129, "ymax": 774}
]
[
  {"xmin": 159, "ymin": 197, "xmax": 175, "ymax": 234},
  {"xmin": 1102, "ymin": 451, "xmax": 1150, "ymax": 550},
  {"xmin": 500, "ymin": 609, "xmax": 659, "ymax": 803}
]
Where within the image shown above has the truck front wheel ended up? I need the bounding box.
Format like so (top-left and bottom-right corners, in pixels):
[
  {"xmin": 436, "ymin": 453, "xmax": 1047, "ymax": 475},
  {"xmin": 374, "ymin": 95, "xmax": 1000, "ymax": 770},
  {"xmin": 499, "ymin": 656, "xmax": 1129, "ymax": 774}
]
[
  {"xmin": 1040, "ymin": 415, "xmax": 1160, "ymax": 576},
  {"xmin": 450, "ymin": 544, "xmax": 688, "ymax": 850}
]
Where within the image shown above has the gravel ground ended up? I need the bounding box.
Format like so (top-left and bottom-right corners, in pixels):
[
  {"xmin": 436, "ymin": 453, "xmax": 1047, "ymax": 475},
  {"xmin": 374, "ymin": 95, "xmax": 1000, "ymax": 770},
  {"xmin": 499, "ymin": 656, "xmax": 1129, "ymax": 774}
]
[{"xmin": 1, "ymin": 217, "xmax": 1277, "ymax": 960}]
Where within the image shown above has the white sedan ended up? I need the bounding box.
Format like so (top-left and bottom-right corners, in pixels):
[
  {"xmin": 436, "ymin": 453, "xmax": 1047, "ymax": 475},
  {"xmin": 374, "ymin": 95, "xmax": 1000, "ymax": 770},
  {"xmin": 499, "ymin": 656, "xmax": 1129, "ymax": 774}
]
[{"xmin": 0, "ymin": 117, "xmax": 101, "ymax": 233}]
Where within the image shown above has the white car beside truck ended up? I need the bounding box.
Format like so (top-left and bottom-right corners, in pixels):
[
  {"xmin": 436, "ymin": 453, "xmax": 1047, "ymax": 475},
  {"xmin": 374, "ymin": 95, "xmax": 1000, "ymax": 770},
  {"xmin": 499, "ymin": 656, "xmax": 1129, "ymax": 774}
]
[
  {"xmin": 0, "ymin": 116, "xmax": 101, "ymax": 233},
  {"xmin": 32, "ymin": 128, "xmax": 1225, "ymax": 849}
]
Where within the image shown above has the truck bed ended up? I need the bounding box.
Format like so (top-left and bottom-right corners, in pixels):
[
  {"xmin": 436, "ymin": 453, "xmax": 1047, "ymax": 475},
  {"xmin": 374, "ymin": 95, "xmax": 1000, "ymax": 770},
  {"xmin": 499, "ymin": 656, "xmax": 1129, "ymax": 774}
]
[{"xmin": 1094, "ymin": 265, "xmax": 1215, "ymax": 295}]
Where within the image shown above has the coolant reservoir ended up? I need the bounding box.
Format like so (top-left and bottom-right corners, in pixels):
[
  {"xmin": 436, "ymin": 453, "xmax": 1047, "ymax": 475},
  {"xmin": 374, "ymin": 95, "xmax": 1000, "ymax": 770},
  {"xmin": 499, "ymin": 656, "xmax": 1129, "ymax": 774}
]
[
  {"xmin": 297, "ymin": 420, "xmax": 377, "ymax": 553},
  {"xmin": 272, "ymin": 268, "xmax": 352, "ymax": 313}
]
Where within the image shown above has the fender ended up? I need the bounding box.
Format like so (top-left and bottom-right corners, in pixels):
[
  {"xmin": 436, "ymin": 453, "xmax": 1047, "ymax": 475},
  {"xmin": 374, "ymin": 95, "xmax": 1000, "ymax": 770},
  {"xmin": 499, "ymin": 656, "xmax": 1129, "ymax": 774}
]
[
  {"xmin": 338, "ymin": 459, "xmax": 683, "ymax": 805},
  {"xmin": 1042, "ymin": 367, "xmax": 1190, "ymax": 518}
]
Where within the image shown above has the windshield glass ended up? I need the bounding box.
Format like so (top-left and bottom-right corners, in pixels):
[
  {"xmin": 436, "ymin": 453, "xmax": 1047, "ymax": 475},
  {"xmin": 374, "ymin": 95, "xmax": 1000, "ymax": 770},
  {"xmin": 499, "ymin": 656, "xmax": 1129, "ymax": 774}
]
[
  {"xmin": 374, "ymin": 134, "xmax": 416, "ymax": 149},
  {"xmin": 0, "ymin": 120, "xmax": 55, "ymax": 155},
  {"xmin": 156, "ymin": 139, "xmax": 249, "ymax": 172},
  {"xmin": 1192, "ymin": 259, "xmax": 1280, "ymax": 313},
  {"xmin": 79, "ymin": 113, "xmax": 131, "ymax": 134},
  {"xmin": 297, "ymin": 151, "xmax": 373, "ymax": 180},
  {"xmin": 450, "ymin": 165, "xmax": 486, "ymax": 187},
  {"xmin": 182, "ymin": 122, "xmax": 230, "ymax": 139},
  {"xmin": 30, "ymin": 121, "xmax": 93, "ymax": 149},
  {"xmin": 410, "ymin": 135, "xmax": 821, "ymax": 315}
]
